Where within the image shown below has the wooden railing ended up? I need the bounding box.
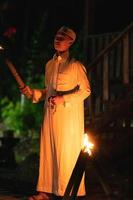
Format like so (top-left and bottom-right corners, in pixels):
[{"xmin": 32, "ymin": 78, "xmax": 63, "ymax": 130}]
[
  {"xmin": 84, "ymin": 23, "xmax": 133, "ymax": 199},
  {"xmin": 85, "ymin": 22, "xmax": 133, "ymax": 126}
]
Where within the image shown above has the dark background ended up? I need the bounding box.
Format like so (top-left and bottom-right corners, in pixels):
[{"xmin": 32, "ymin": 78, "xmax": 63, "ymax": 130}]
[
  {"xmin": 0, "ymin": 0, "xmax": 132, "ymax": 38},
  {"xmin": 0, "ymin": 2, "xmax": 132, "ymax": 198}
]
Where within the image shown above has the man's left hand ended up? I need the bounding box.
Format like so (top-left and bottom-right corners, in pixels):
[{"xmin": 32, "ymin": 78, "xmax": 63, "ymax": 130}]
[{"xmin": 51, "ymin": 96, "xmax": 64, "ymax": 105}]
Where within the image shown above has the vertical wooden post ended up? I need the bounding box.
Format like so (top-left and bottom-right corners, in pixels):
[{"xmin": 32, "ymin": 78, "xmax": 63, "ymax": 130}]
[
  {"xmin": 83, "ymin": 0, "xmax": 95, "ymax": 119},
  {"xmin": 130, "ymin": 32, "xmax": 133, "ymax": 80},
  {"xmin": 87, "ymin": 72, "xmax": 95, "ymax": 119},
  {"xmin": 103, "ymin": 53, "xmax": 109, "ymax": 111},
  {"xmin": 123, "ymin": 33, "xmax": 129, "ymax": 84},
  {"xmin": 83, "ymin": 0, "xmax": 95, "ymax": 64}
]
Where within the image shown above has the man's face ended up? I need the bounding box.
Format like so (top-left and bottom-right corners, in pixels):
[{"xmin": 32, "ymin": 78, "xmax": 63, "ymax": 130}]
[{"xmin": 54, "ymin": 31, "xmax": 73, "ymax": 52}]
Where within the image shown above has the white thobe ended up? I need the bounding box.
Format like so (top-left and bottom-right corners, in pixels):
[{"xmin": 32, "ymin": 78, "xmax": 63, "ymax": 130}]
[{"xmin": 32, "ymin": 53, "xmax": 91, "ymax": 196}]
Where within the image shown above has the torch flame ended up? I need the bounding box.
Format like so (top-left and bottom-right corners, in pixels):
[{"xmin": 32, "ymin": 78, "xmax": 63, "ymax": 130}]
[
  {"xmin": 82, "ymin": 133, "xmax": 94, "ymax": 156},
  {"xmin": 0, "ymin": 45, "xmax": 4, "ymax": 50}
]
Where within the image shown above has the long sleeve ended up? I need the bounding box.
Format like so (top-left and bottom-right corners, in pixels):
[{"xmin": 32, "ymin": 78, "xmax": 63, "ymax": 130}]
[{"xmin": 63, "ymin": 62, "xmax": 91, "ymax": 104}]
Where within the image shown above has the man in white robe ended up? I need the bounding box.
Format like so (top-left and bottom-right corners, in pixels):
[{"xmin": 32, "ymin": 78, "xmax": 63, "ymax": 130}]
[{"xmin": 21, "ymin": 26, "xmax": 91, "ymax": 200}]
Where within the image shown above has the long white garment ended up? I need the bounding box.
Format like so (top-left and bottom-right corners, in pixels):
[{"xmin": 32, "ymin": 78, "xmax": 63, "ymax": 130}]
[{"xmin": 32, "ymin": 54, "xmax": 91, "ymax": 196}]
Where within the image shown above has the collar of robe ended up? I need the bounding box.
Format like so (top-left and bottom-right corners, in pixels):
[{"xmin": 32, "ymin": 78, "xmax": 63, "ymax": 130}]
[{"xmin": 53, "ymin": 51, "xmax": 69, "ymax": 63}]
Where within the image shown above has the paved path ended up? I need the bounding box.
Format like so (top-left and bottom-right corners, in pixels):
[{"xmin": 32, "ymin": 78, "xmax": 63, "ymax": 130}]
[
  {"xmin": 0, "ymin": 168, "xmax": 33, "ymax": 200},
  {"xmin": 0, "ymin": 195, "xmax": 21, "ymax": 200},
  {"xmin": 0, "ymin": 177, "xmax": 28, "ymax": 200},
  {"xmin": 0, "ymin": 190, "xmax": 27, "ymax": 200},
  {"xmin": 0, "ymin": 167, "xmax": 131, "ymax": 200}
]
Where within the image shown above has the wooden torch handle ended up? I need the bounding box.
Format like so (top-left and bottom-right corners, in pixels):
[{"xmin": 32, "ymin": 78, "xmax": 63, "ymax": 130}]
[{"xmin": 5, "ymin": 59, "xmax": 25, "ymax": 89}]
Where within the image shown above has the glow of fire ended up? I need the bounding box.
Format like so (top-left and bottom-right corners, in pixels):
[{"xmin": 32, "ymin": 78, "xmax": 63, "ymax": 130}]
[
  {"xmin": 0, "ymin": 45, "xmax": 4, "ymax": 50},
  {"xmin": 82, "ymin": 133, "xmax": 94, "ymax": 156}
]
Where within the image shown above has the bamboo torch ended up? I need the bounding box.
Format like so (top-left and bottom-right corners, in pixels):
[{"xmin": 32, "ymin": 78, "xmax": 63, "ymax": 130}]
[
  {"xmin": 5, "ymin": 58, "xmax": 25, "ymax": 89},
  {"xmin": 5, "ymin": 59, "xmax": 33, "ymax": 99},
  {"xmin": 0, "ymin": 45, "xmax": 25, "ymax": 89},
  {"xmin": 62, "ymin": 134, "xmax": 94, "ymax": 200},
  {"xmin": 0, "ymin": 45, "xmax": 32, "ymax": 98}
]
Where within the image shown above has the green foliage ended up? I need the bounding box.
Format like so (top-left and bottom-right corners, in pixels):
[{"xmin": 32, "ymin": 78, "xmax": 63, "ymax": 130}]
[
  {"xmin": 0, "ymin": 97, "xmax": 43, "ymax": 137},
  {"xmin": 0, "ymin": 14, "xmax": 47, "ymax": 137}
]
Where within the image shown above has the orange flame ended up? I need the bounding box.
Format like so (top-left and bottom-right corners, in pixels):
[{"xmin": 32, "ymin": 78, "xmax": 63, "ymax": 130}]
[
  {"xmin": 0, "ymin": 45, "xmax": 4, "ymax": 50},
  {"xmin": 82, "ymin": 133, "xmax": 94, "ymax": 156}
]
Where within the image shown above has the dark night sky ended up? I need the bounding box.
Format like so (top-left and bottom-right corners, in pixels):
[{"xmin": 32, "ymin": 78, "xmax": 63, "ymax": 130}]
[
  {"xmin": 0, "ymin": 0, "xmax": 132, "ymax": 53},
  {"xmin": 1, "ymin": 0, "xmax": 132, "ymax": 33},
  {"xmin": 95, "ymin": 0, "xmax": 133, "ymax": 33}
]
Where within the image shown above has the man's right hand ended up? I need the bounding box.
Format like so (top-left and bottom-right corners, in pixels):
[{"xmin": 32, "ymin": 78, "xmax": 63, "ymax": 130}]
[{"xmin": 20, "ymin": 86, "xmax": 33, "ymax": 99}]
